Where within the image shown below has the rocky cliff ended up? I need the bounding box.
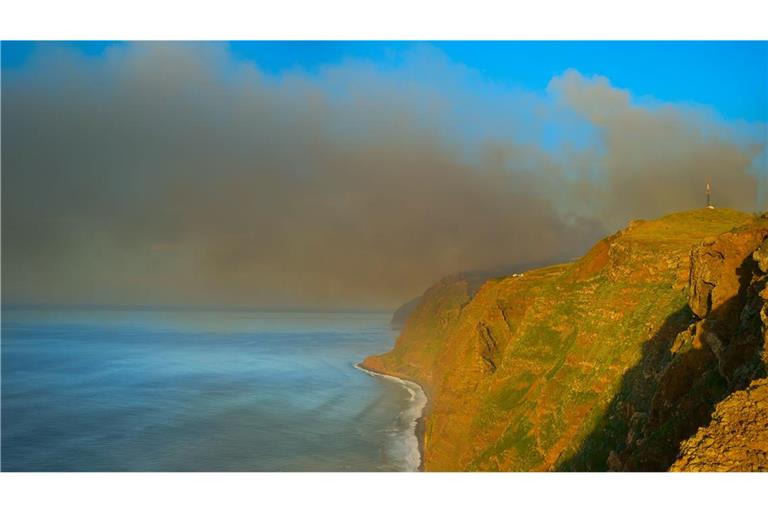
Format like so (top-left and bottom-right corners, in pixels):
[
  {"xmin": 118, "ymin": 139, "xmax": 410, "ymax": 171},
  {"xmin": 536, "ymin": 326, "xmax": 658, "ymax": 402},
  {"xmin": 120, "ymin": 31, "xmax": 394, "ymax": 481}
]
[
  {"xmin": 363, "ymin": 208, "xmax": 768, "ymax": 471},
  {"xmin": 670, "ymin": 377, "xmax": 768, "ymax": 471}
]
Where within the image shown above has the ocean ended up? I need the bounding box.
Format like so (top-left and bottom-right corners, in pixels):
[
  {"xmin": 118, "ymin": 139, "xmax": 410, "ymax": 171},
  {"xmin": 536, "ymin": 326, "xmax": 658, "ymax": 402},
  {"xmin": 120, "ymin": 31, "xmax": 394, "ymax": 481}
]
[{"xmin": 1, "ymin": 308, "xmax": 424, "ymax": 472}]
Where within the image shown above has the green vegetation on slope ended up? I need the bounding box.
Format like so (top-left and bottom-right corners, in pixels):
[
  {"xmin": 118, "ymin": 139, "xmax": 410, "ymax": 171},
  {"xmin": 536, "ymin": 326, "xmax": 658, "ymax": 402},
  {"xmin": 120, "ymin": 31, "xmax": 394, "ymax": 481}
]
[{"xmin": 365, "ymin": 208, "xmax": 768, "ymax": 471}]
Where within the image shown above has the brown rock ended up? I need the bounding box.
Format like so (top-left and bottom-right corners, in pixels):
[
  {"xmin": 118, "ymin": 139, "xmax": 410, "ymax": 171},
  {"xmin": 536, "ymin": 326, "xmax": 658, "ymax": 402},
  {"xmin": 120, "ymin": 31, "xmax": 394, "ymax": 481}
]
[{"xmin": 671, "ymin": 378, "xmax": 768, "ymax": 472}]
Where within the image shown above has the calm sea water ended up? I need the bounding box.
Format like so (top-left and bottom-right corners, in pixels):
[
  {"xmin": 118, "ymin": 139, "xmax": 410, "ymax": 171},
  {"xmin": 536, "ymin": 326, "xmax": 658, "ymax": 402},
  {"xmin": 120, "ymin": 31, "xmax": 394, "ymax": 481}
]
[{"xmin": 1, "ymin": 308, "xmax": 417, "ymax": 471}]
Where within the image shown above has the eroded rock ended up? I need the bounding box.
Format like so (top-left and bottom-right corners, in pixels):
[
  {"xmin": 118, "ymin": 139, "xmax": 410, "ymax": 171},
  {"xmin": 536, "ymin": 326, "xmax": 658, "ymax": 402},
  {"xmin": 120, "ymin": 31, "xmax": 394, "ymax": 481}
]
[{"xmin": 671, "ymin": 378, "xmax": 768, "ymax": 472}]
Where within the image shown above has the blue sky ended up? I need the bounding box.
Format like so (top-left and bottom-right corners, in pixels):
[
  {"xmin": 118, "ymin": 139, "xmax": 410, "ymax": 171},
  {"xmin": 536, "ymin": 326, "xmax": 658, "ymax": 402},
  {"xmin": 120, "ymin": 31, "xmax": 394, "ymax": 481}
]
[{"xmin": 3, "ymin": 40, "xmax": 767, "ymax": 122}]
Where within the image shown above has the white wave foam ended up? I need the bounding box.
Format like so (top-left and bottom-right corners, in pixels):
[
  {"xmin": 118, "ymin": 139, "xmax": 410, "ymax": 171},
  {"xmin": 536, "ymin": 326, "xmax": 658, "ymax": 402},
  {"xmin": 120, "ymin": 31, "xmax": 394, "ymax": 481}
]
[{"xmin": 355, "ymin": 363, "xmax": 427, "ymax": 471}]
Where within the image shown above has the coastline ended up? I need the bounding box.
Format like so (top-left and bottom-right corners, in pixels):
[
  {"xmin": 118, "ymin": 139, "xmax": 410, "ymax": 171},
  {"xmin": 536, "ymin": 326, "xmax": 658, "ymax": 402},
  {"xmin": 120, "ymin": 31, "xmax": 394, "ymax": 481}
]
[{"xmin": 355, "ymin": 362, "xmax": 428, "ymax": 472}]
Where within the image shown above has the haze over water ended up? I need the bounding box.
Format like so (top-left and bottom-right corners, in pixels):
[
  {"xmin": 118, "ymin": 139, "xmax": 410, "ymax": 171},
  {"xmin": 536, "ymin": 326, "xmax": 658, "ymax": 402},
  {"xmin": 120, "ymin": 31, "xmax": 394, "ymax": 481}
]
[{"xmin": 1, "ymin": 308, "xmax": 418, "ymax": 471}]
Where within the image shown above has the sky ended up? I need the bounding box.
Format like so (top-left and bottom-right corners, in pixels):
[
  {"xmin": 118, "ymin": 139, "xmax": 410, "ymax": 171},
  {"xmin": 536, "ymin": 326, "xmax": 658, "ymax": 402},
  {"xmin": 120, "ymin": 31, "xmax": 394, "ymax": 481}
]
[
  {"xmin": 4, "ymin": 41, "xmax": 767, "ymax": 121},
  {"xmin": 2, "ymin": 41, "xmax": 767, "ymax": 309}
]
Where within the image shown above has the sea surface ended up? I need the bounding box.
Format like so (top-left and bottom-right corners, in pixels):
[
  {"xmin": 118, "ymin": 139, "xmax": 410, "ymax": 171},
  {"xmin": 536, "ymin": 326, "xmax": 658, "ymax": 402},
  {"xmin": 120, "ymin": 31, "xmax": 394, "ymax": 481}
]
[{"xmin": 1, "ymin": 308, "xmax": 423, "ymax": 471}]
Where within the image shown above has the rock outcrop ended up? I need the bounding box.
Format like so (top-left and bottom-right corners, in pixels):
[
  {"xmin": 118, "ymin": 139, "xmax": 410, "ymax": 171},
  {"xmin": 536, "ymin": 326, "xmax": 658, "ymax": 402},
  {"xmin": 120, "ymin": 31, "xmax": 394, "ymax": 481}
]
[
  {"xmin": 365, "ymin": 208, "xmax": 768, "ymax": 471},
  {"xmin": 671, "ymin": 378, "xmax": 768, "ymax": 471},
  {"xmin": 611, "ymin": 215, "xmax": 768, "ymax": 470}
]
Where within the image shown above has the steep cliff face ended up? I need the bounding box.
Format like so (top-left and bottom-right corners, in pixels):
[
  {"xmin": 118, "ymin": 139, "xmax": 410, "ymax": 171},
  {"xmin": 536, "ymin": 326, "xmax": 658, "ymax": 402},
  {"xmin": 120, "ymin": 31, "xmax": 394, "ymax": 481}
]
[
  {"xmin": 666, "ymin": 237, "xmax": 768, "ymax": 471},
  {"xmin": 364, "ymin": 208, "xmax": 768, "ymax": 471},
  {"xmin": 390, "ymin": 296, "xmax": 422, "ymax": 328},
  {"xmin": 595, "ymin": 218, "xmax": 768, "ymax": 471},
  {"xmin": 364, "ymin": 272, "xmax": 476, "ymax": 386}
]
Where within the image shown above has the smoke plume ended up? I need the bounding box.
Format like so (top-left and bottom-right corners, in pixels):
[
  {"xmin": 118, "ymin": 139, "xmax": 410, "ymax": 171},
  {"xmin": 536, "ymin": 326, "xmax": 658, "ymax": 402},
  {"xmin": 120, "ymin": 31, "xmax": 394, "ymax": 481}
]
[{"xmin": 2, "ymin": 43, "xmax": 764, "ymax": 309}]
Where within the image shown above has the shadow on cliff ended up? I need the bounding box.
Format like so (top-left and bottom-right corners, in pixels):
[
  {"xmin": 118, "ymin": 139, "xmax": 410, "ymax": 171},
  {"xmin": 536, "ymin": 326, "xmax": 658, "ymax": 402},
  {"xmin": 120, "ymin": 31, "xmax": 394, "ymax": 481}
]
[{"xmin": 556, "ymin": 254, "xmax": 765, "ymax": 471}]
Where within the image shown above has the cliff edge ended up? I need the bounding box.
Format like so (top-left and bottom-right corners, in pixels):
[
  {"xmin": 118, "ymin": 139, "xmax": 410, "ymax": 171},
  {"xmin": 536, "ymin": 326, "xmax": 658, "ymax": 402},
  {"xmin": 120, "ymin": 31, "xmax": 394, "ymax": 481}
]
[{"xmin": 365, "ymin": 208, "xmax": 768, "ymax": 471}]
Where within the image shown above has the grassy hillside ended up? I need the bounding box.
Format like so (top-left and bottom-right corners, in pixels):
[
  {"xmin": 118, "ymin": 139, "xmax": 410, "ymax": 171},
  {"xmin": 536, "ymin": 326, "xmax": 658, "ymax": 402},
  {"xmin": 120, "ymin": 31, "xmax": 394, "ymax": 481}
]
[{"xmin": 363, "ymin": 208, "xmax": 768, "ymax": 471}]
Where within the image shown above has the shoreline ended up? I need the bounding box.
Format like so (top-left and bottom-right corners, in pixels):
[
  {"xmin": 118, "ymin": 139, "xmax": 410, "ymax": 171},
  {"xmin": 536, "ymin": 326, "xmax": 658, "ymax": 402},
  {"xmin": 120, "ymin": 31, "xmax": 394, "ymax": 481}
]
[{"xmin": 355, "ymin": 362, "xmax": 428, "ymax": 472}]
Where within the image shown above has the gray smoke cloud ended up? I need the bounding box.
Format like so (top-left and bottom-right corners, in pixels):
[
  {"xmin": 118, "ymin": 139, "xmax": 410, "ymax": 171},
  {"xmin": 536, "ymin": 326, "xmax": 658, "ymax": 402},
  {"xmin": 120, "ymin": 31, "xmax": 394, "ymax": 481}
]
[{"xmin": 2, "ymin": 43, "xmax": 765, "ymax": 309}]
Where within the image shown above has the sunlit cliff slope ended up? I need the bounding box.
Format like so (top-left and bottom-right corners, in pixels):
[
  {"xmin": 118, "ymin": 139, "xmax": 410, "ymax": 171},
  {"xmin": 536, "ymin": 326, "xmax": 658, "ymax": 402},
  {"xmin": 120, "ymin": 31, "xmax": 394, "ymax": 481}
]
[{"xmin": 363, "ymin": 208, "xmax": 768, "ymax": 471}]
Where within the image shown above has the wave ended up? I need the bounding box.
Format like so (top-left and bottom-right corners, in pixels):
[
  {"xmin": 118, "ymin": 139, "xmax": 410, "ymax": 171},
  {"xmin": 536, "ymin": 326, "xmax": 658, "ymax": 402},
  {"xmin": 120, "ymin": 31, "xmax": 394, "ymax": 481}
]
[{"xmin": 354, "ymin": 363, "xmax": 428, "ymax": 472}]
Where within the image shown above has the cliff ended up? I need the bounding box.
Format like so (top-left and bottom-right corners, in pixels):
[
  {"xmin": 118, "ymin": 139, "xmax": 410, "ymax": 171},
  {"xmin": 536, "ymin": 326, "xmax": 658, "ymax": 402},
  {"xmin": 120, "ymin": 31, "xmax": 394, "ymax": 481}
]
[
  {"xmin": 363, "ymin": 208, "xmax": 768, "ymax": 471},
  {"xmin": 670, "ymin": 377, "xmax": 768, "ymax": 471},
  {"xmin": 391, "ymin": 296, "xmax": 422, "ymax": 328},
  {"xmin": 389, "ymin": 264, "xmax": 556, "ymax": 328}
]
